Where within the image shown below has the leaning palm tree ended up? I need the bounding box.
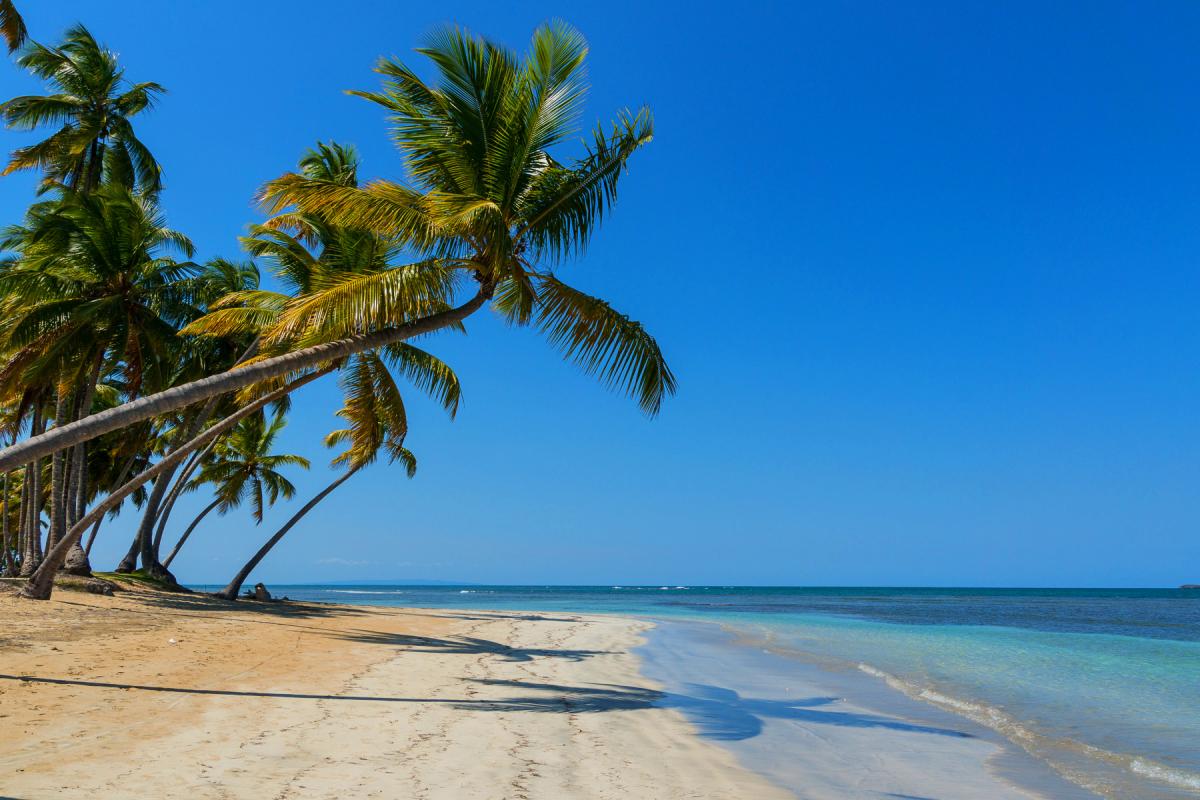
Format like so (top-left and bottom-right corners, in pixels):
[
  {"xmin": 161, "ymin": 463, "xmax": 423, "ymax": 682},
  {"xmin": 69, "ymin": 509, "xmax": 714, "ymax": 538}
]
[
  {"xmin": 214, "ymin": 352, "xmax": 420, "ymax": 601},
  {"xmin": 160, "ymin": 412, "xmax": 307, "ymax": 569},
  {"xmin": 1, "ymin": 24, "xmax": 164, "ymax": 194},
  {"xmin": 193, "ymin": 412, "xmax": 307, "ymax": 524},
  {"xmin": 0, "ymin": 22, "xmax": 672, "ymax": 483},
  {"xmin": 118, "ymin": 258, "xmax": 262, "ymax": 576}
]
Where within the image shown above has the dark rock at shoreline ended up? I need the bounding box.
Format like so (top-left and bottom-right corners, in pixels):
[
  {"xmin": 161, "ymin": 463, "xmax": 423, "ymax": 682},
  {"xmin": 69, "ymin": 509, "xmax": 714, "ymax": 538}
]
[{"xmin": 253, "ymin": 583, "xmax": 272, "ymax": 601}]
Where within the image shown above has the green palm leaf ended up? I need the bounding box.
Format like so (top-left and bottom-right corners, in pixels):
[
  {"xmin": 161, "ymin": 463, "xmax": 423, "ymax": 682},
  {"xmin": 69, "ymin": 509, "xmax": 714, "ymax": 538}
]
[{"xmin": 532, "ymin": 274, "xmax": 675, "ymax": 415}]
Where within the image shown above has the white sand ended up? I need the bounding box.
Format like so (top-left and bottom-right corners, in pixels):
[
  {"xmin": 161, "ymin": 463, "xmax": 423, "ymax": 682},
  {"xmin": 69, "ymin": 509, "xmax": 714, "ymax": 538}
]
[
  {"xmin": 0, "ymin": 590, "xmax": 789, "ymax": 799},
  {"xmin": 0, "ymin": 588, "xmax": 1092, "ymax": 799}
]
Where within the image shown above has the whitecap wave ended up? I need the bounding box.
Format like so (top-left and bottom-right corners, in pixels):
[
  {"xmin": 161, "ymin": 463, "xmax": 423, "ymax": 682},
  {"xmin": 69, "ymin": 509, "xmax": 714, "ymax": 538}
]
[
  {"xmin": 326, "ymin": 589, "xmax": 409, "ymax": 595},
  {"xmin": 855, "ymin": 663, "xmax": 1200, "ymax": 794}
]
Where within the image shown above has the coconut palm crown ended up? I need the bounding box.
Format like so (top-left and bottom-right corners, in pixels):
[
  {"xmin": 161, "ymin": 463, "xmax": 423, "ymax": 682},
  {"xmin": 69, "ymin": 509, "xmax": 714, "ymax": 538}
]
[
  {"xmin": 1, "ymin": 24, "xmax": 164, "ymax": 194},
  {"xmin": 258, "ymin": 21, "xmax": 675, "ymax": 414},
  {"xmin": 0, "ymin": 22, "xmax": 671, "ymax": 480}
]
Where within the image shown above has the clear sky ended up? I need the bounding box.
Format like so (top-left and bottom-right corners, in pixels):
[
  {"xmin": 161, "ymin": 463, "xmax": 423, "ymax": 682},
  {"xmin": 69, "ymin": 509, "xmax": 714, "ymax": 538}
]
[{"xmin": 3, "ymin": 1, "xmax": 1197, "ymax": 587}]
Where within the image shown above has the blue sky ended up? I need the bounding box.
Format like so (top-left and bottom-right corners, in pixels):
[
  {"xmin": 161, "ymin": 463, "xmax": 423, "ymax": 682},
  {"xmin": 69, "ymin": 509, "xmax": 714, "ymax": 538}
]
[{"xmin": 3, "ymin": 1, "xmax": 1197, "ymax": 586}]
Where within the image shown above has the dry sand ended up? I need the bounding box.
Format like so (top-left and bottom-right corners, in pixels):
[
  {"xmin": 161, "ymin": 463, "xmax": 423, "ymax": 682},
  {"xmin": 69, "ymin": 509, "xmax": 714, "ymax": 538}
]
[{"xmin": 0, "ymin": 585, "xmax": 791, "ymax": 800}]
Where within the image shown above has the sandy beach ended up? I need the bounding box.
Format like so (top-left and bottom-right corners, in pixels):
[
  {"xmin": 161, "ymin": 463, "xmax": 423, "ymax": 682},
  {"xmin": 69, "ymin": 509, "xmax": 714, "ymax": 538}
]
[{"xmin": 0, "ymin": 585, "xmax": 791, "ymax": 800}]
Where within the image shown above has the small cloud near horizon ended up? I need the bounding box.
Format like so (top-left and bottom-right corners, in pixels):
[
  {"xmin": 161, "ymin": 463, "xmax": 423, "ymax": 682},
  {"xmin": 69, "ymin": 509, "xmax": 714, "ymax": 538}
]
[{"xmin": 315, "ymin": 557, "xmax": 372, "ymax": 567}]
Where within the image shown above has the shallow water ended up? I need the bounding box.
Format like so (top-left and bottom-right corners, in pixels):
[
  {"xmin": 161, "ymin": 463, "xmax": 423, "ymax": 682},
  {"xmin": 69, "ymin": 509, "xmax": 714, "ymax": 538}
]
[{"xmin": 216, "ymin": 585, "xmax": 1200, "ymax": 798}]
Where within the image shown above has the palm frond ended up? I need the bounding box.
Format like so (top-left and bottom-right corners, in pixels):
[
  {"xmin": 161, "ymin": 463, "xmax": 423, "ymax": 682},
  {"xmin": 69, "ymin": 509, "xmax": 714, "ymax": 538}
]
[
  {"xmin": 0, "ymin": 0, "xmax": 27, "ymax": 53},
  {"xmin": 516, "ymin": 107, "xmax": 653, "ymax": 262},
  {"xmin": 379, "ymin": 342, "xmax": 462, "ymax": 418},
  {"xmin": 532, "ymin": 274, "xmax": 675, "ymax": 415},
  {"xmin": 258, "ymin": 174, "xmax": 439, "ymax": 247}
]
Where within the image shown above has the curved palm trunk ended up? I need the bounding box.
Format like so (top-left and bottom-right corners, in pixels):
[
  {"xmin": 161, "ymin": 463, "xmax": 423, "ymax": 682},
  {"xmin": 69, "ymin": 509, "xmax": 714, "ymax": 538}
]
[
  {"xmin": 82, "ymin": 516, "xmax": 104, "ymax": 556},
  {"xmin": 125, "ymin": 407, "xmax": 212, "ymax": 578},
  {"xmin": 152, "ymin": 441, "xmax": 214, "ymax": 555},
  {"xmin": 214, "ymin": 467, "xmax": 358, "ymax": 601},
  {"xmin": 134, "ymin": 475, "xmax": 177, "ymax": 581},
  {"xmin": 161, "ymin": 498, "xmax": 220, "ymax": 570},
  {"xmin": 144, "ymin": 340, "xmax": 256, "ymax": 568},
  {"xmin": 19, "ymin": 368, "xmax": 331, "ymax": 600},
  {"xmin": 113, "ymin": 526, "xmax": 142, "ymax": 572},
  {"xmin": 0, "ymin": 291, "xmax": 488, "ymax": 474}
]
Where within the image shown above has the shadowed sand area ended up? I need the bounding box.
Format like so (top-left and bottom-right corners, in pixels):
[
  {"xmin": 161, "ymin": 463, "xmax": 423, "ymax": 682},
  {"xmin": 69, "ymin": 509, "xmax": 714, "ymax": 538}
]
[{"xmin": 0, "ymin": 588, "xmax": 790, "ymax": 799}]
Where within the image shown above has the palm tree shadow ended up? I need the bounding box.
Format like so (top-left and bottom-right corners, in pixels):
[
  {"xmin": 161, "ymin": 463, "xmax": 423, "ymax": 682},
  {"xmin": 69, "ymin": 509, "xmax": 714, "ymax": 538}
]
[
  {"xmin": 332, "ymin": 630, "xmax": 613, "ymax": 662},
  {"xmin": 462, "ymin": 679, "xmax": 974, "ymax": 741}
]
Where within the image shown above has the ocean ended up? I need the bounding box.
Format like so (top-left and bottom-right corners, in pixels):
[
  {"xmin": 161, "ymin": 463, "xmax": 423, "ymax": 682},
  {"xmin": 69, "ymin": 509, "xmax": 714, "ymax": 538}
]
[{"xmin": 202, "ymin": 585, "xmax": 1200, "ymax": 798}]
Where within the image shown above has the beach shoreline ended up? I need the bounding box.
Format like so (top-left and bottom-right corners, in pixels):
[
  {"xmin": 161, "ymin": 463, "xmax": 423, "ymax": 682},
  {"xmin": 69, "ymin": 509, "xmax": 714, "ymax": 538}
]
[
  {"xmin": 0, "ymin": 587, "xmax": 789, "ymax": 800},
  {"xmin": 0, "ymin": 586, "xmax": 1109, "ymax": 799}
]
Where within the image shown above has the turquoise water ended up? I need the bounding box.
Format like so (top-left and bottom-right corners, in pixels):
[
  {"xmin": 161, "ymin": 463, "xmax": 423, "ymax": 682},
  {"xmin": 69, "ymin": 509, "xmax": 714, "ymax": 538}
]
[{"xmin": 221, "ymin": 585, "xmax": 1200, "ymax": 798}]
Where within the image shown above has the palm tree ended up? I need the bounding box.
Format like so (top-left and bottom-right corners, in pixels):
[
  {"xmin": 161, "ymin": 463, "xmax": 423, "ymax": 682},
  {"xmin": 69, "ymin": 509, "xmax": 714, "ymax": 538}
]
[
  {"xmin": 160, "ymin": 411, "xmax": 307, "ymax": 569},
  {"xmin": 0, "ymin": 22, "xmax": 672, "ymax": 479},
  {"xmin": 215, "ymin": 352, "xmax": 422, "ymax": 601},
  {"xmin": 200, "ymin": 413, "xmax": 307, "ymax": 524},
  {"xmin": 194, "ymin": 141, "xmax": 459, "ymax": 597},
  {"xmin": 0, "ymin": 185, "xmax": 203, "ymax": 578},
  {"xmin": 18, "ymin": 365, "xmax": 330, "ymax": 599},
  {"xmin": 123, "ymin": 258, "xmax": 263, "ymax": 575},
  {"xmin": 0, "ymin": 186, "xmax": 201, "ymax": 401},
  {"xmin": 1, "ymin": 24, "xmax": 164, "ymax": 194},
  {"xmin": 0, "ymin": 0, "xmax": 26, "ymax": 53}
]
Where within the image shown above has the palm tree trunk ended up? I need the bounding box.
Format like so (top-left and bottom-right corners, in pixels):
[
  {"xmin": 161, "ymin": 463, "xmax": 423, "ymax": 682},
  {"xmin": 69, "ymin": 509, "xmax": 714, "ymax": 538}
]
[
  {"xmin": 19, "ymin": 405, "xmax": 45, "ymax": 576},
  {"xmin": 16, "ymin": 464, "xmax": 32, "ymax": 576},
  {"xmin": 119, "ymin": 406, "xmax": 211, "ymax": 575},
  {"xmin": 19, "ymin": 367, "xmax": 332, "ymax": 600},
  {"xmin": 152, "ymin": 444, "xmax": 211, "ymax": 555},
  {"xmin": 147, "ymin": 341, "xmax": 256, "ymax": 562},
  {"xmin": 68, "ymin": 354, "xmax": 104, "ymax": 529},
  {"xmin": 214, "ymin": 467, "xmax": 358, "ymax": 601},
  {"xmin": 135, "ymin": 473, "xmax": 177, "ymax": 581},
  {"xmin": 82, "ymin": 516, "xmax": 104, "ymax": 556},
  {"xmin": 82, "ymin": 449, "xmax": 137, "ymax": 560},
  {"xmin": 0, "ymin": 290, "xmax": 489, "ymax": 473},
  {"xmin": 1, "ymin": 469, "xmax": 11, "ymax": 577},
  {"xmin": 162, "ymin": 497, "xmax": 220, "ymax": 570},
  {"xmin": 113, "ymin": 523, "xmax": 143, "ymax": 573},
  {"xmin": 46, "ymin": 389, "xmax": 68, "ymax": 552}
]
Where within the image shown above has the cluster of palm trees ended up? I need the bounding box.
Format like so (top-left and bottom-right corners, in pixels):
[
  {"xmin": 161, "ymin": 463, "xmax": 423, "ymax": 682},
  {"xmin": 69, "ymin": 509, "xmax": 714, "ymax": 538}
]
[{"xmin": 0, "ymin": 8, "xmax": 673, "ymax": 602}]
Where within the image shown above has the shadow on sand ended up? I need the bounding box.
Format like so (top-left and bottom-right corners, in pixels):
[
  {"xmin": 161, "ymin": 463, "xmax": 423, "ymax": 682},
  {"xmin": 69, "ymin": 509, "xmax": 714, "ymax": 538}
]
[
  {"xmin": 0, "ymin": 672, "xmax": 971, "ymax": 742},
  {"xmin": 461, "ymin": 679, "xmax": 973, "ymax": 741},
  {"xmin": 330, "ymin": 630, "xmax": 612, "ymax": 662}
]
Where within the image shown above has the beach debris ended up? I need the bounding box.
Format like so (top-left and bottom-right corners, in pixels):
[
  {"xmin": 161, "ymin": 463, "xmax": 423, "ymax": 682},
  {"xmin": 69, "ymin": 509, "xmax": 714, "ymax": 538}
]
[
  {"xmin": 168, "ymin": 638, "xmax": 177, "ymax": 645},
  {"xmin": 253, "ymin": 583, "xmax": 272, "ymax": 601}
]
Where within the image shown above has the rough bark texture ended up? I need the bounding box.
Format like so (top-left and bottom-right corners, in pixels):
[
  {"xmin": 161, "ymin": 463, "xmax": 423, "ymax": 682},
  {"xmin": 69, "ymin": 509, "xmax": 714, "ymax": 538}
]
[
  {"xmin": 215, "ymin": 467, "xmax": 358, "ymax": 601},
  {"xmin": 0, "ymin": 292, "xmax": 488, "ymax": 473},
  {"xmin": 60, "ymin": 541, "xmax": 91, "ymax": 575},
  {"xmin": 19, "ymin": 368, "xmax": 331, "ymax": 600}
]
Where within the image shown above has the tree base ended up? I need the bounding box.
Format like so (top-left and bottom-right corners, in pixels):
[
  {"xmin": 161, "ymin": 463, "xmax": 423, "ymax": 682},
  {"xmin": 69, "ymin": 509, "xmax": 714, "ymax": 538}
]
[{"xmin": 60, "ymin": 543, "xmax": 93, "ymax": 577}]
